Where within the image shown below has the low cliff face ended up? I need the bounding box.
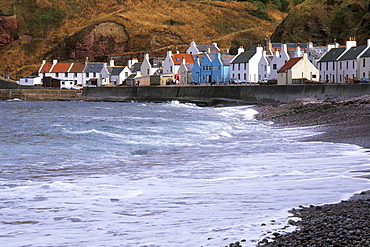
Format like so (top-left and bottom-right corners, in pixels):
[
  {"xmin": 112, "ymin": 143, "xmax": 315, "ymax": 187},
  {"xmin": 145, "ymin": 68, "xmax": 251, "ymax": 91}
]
[
  {"xmin": 271, "ymin": 0, "xmax": 370, "ymax": 45},
  {"xmin": 53, "ymin": 22, "xmax": 129, "ymax": 60},
  {"xmin": 0, "ymin": 15, "xmax": 17, "ymax": 48}
]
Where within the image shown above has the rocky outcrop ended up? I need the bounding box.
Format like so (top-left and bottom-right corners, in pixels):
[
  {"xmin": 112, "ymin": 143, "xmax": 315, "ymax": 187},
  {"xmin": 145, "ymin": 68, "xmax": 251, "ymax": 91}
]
[
  {"xmin": 53, "ymin": 22, "xmax": 129, "ymax": 60},
  {"xmin": 0, "ymin": 15, "xmax": 17, "ymax": 48}
]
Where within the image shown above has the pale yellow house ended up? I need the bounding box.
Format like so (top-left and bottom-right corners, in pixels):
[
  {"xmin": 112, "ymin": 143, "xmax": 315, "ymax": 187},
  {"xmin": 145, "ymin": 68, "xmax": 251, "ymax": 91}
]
[{"xmin": 278, "ymin": 53, "xmax": 319, "ymax": 85}]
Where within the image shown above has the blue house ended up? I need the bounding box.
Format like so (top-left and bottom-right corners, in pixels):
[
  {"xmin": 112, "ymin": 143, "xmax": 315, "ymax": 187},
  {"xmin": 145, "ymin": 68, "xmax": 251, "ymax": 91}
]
[
  {"xmin": 191, "ymin": 53, "xmax": 234, "ymax": 84},
  {"xmin": 200, "ymin": 54, "xmax": 212, "ymax": 84}
]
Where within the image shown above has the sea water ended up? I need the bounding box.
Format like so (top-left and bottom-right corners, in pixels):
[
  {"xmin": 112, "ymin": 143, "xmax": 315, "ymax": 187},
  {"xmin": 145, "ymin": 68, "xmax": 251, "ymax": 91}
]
[{"xmin": 0, "ymin": 100, "xmax": 369, "ymax": 247}]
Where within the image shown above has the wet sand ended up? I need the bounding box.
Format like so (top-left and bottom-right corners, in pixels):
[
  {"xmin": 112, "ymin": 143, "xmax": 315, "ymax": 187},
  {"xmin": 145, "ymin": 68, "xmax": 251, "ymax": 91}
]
[{"xmin": 244, "ymin": 95, "xmax": 370, "ymax": 247}]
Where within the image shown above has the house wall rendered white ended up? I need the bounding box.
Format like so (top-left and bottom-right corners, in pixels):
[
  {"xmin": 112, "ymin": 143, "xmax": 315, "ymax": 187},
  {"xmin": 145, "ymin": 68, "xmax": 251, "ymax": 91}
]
[
  {"xmin": 141, "ymin": 54, "xmax": 152, "ymax": 77},
  {"xmin": 186, "ymin": 41, "xmax": 199, "ymax": 55},
  {"xmin": 163, "ymin": 50, "xmax": 175, "ymax": 74}
]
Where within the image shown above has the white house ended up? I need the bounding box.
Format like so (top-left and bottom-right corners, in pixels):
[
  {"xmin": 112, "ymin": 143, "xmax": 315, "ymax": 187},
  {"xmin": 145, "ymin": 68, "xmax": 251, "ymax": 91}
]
[
  {"xmin": 108, "ymin": 66, "xmax": 132, "ymax": 86},
  {"xmin": 359, "ymin": 44, "xmax": 370, "ymax": 80},
  {"xmin": 186, "ymin": 41, "xmax": 220, "ymax": 55},
  {"xmin": 278, "ymin": 53, "xmax": 319, "ymax": 85},
  {"xmin": 38, "ymin": 60, "xmax": 87, "ymax": 89},
  {"xmin": 230, "ymin": 45, "xmax": 264, "ymax": 83},
  {"xmin": 18, "ymin": 76, "xmax": 42, "ymax": 86},
  {"xmin": 83, "ymin": 62, "xmax": 110, "ymax": 87},
  {"xmin": 177, "ymin": 57, "xmax": 194, "ymax": 84},
  {"xmin": 317, "ymin": 46, "xmax": 346, "ymax": 83},
  {"xmin": 258, "ymin": 50, "xmax": 270, "ymax": 82},
  {"xmin": 269, "ymin": 44, "xmax": 290, "ymax": 80},
  {"xmin": 336, "ymin": 38, "xmax": 370, "ymax": 83},
  {"xmin": 163, "ymin": 50, "xmax": 194, "ymax": 75}
]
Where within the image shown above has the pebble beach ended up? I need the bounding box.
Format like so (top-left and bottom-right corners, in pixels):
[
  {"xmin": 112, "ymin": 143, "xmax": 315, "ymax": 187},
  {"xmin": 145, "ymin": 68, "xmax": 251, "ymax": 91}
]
[{"xmin": 228, "ymin": 95, "xmax": 370, "ymax": 247}]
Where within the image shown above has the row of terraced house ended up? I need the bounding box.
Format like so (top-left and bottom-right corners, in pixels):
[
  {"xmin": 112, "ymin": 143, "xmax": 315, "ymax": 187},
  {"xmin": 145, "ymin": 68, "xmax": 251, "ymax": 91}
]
[{"xmin": 18, "ymin": 37, "xmax": 370, "ymax": 88}]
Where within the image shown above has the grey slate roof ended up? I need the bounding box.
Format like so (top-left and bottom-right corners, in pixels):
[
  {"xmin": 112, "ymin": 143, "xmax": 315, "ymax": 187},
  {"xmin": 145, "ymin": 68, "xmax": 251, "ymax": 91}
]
[
  {"xmin": 196, "ymin": 44, "xmax": 219, "ymax": 53},
  {"xmin": 84, "ymin": 63, "xmax": 106, "ymax": 73},
  {"xmin": 130, "ymin": 62, "xmax": 142, "ymax": 73},
  {"xmin": 318, "ymin": 47, "xmax": 346, "ymax": 62},
  {"xmin": 360, "ymin": 47, "xmax": 370, "ymax": 58},
  {"xmin": 231, "ymin": 51, "xmax": 256, "ymax": 64},
  {"xmin": 108, "ymin": 66, "xmax": 125, "ymax": 75},
  {"xmin": 338, "ymin": 45, "xmax": 367, "ymax": 61},
  {"xmin": 221, "ymin": 55, "xmax": 235, "ymax": 66}
]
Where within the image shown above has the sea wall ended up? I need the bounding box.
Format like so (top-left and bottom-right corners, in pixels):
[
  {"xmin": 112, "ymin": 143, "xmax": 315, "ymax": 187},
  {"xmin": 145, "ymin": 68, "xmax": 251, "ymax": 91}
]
[
  {"xmin": 82, "ymin": 84, "xmax": 370, "ymax": 105},
  {"xmin": 0, "ymin": 89, "xmax": 80, "ymax": 101}
]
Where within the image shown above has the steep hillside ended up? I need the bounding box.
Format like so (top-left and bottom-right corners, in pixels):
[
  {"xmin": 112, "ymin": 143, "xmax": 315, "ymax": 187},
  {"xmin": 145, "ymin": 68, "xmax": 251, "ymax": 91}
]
[
  {"xmin": 0, "ymin": 0, "xmax": 291, "ymax": 79},
  {"xmin": 271, "ymin": 0, "xmax": 370, "ymax": 45}
]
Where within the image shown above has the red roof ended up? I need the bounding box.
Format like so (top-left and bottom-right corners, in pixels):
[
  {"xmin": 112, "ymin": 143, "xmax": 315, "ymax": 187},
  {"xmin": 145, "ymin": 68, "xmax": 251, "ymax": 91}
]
[
  {"xmin": 69, "ymin": 63, "xmax": 86, "ymax": 73},
  {"xmin": 279, "ymin": 57, "xmax": 302, "ymax": 72},
  {"xmin": 39, "ymin": 62, "xmax": 53, "ymax": 73},
  {"xmin": 171, "ymin": 54, "xmax": 194, "ymax": 65},
  {"xmin": 51, "ymin": 63, "xmax": 73, "ymax": 73}
]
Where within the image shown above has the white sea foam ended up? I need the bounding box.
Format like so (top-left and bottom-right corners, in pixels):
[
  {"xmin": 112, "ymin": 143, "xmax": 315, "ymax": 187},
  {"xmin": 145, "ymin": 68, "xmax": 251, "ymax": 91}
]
[{"xmin": 0, "ymin": 101, "xmax": 369, "ymax": 247}]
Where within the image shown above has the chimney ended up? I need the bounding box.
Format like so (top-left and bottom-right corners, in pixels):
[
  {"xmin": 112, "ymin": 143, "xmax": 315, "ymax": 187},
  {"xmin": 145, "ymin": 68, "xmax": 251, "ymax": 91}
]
[
  {"xmin": 207, "ymin": 47, "xmax": 211, "ymax": 54},
  {"xmin": 167, "ymin": 49, "xmax": 172, "ymax": 58},
  {"xmin": 238, "ymin": 46, "xmax": 245, "ymax": 54},
  {"xmin": 110, "ymin": 58, "xmax": 115, "ymax": 67},
  {"xmin": 225, "ymin": 48, "xmax": 230, "ymax": 54},
  {"xmin": 212, "ymin": 42, "xmax": 218, "ymax": 49},
  {"xmin": 346, "ymin": 37, "xmax": 357, "ymax": 50},
  {"xmin": 256, "ymin": 44, "xmax": 263, "ymax": 53},
  {"xmin": 367, "ymin": 39, "xmax": 370, "ymax": 47},
  {"xmin": 144, "ymin": 53, "xmax": 149, "ymax": 62},
  {"xmin": 85, "ymin": 57, "xmax": 89, "ymax": 65},
  {"xmin": 53, "ymin": 59, "xmax": 58, "ymax": 65}
]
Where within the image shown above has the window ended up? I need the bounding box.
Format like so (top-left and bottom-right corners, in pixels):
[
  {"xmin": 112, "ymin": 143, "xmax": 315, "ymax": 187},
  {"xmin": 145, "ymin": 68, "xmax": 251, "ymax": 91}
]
[
  {"xmin": 65, "ymin": 73, "xmax": 68, "ymax": 77},
  {"xmin": 74, "ymin": 73, "xmax": 77, "ymax": 77},
  {"xmin": 55, "ymin": 73, "xmax": 59, "ymax": 77},
  {"xmin": 244, "ymin": 73, "xmax": 246, "ymax": 80},
  {"xmin": 232, "ymin": 64, "xmax": 235, "ymax": 70},
  {"xmin": 363, "ymin": 59, "xmax": 366, "ymax": 67},
  {"xmin": 147, "ymin": 69, "xmax": 150, "ymax": 74},
  {"xmin": 346, "ymin": 61, "xmax": 348, "ymax": 70},
  {"xmin": 273, "ymin": 64, "xmax": 277, "ymax": 70},
  {"xmin": 170, "ymin": 66, "xmax": 173, "ymax": 72},
  {"xmin": 326, "ymin": 62, "xmax": 328, "ymax": 70},
  {"xmin": 244, "ymin": 63, "xmax": 246, "ymax": 70},
  {"xmin": 312, "ymin": 75, "xmax": 316, "ymax": 79},
  {"xmin": 319, "ymin": 63, "xmax": 321, "ymax": 70},
  {"xmin": 93, "ymin": 73, "xmax": 97, "ymax": 77},
  {"xmin": 86, "ymin": 73, "xmax": 89, "ymax": 77},
  {"xmin": 333, "ymin": 62, "xmax": 335, "ymax": 70},
  {"xmin": 340, "ymin": 62, "xmax": 342, "ymax": 70},
  {"xmin": 353, "ymin": 61, "xmax": 355, "ymax": 69},
  {"xmin": 238, "ymin": 64, "xmax": 240, "ymax": 70}
]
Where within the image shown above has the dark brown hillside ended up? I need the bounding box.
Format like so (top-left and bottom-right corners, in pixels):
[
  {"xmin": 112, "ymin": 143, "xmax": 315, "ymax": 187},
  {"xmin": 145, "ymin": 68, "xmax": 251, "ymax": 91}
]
[{"xmin": 271, "ymin": 0, "xmax": 370, "ymax": 45}]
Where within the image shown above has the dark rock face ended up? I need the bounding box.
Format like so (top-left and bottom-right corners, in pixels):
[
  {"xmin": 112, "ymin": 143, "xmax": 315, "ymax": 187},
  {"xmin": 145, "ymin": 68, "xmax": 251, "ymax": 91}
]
[
  {"xmin": 53, "ymin": 22, "xmax": 129, "ymax": 60},
  {"xmin": 0, "ymin": 15, "xmax": 17, "ymax": 48}
]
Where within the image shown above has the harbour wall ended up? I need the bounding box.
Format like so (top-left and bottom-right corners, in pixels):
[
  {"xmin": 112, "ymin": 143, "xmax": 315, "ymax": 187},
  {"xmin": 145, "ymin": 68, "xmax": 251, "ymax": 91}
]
[
  {"xmin": 82, "ymin": 84, "xmax": 370, "ymax": 105},
  {"xmin": 0, "ymin": 89, "xmax": 80, "ymax": 101}
]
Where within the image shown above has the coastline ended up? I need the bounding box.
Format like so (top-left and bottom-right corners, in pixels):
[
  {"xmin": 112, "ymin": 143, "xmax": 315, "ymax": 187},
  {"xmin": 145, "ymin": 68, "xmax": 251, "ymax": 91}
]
[{"xmin": 247, "ymin": 95, "xmax": 370, "ymax": 246}]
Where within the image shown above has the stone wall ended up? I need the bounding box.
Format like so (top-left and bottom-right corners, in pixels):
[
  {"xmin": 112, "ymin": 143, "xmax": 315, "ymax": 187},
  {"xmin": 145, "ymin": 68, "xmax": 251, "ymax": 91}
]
[
  {"xmin": 82, "ymin": 84, "xmax": 370, "ymax": 105},
  {"xmin": 0, "ymin": 89, "xmax": 80, "ymax": 101}
]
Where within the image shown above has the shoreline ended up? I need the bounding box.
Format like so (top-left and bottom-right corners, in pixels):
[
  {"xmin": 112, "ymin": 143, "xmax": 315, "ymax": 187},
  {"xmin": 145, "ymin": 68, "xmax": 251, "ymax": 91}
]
[{"xmin": 245, "ymin": 95, "xmax": 370, "ymax": 246}]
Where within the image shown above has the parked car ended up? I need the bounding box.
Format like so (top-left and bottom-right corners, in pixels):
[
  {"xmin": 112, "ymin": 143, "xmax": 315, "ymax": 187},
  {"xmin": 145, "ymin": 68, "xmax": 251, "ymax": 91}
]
[
  {"xmin": 360, "ymin": 77, "xmax": 370, "ymax": 83},
  {"xmin": 230, "ymin": 78, "xmax": 242, "ymax": 84},
  {"xmin": 259, "ymin": 78, "xmax": 269, "ymax": 84},
  {"xmin": 267, "ymin": 79, "xmax": 277, "ymax": 84}
]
